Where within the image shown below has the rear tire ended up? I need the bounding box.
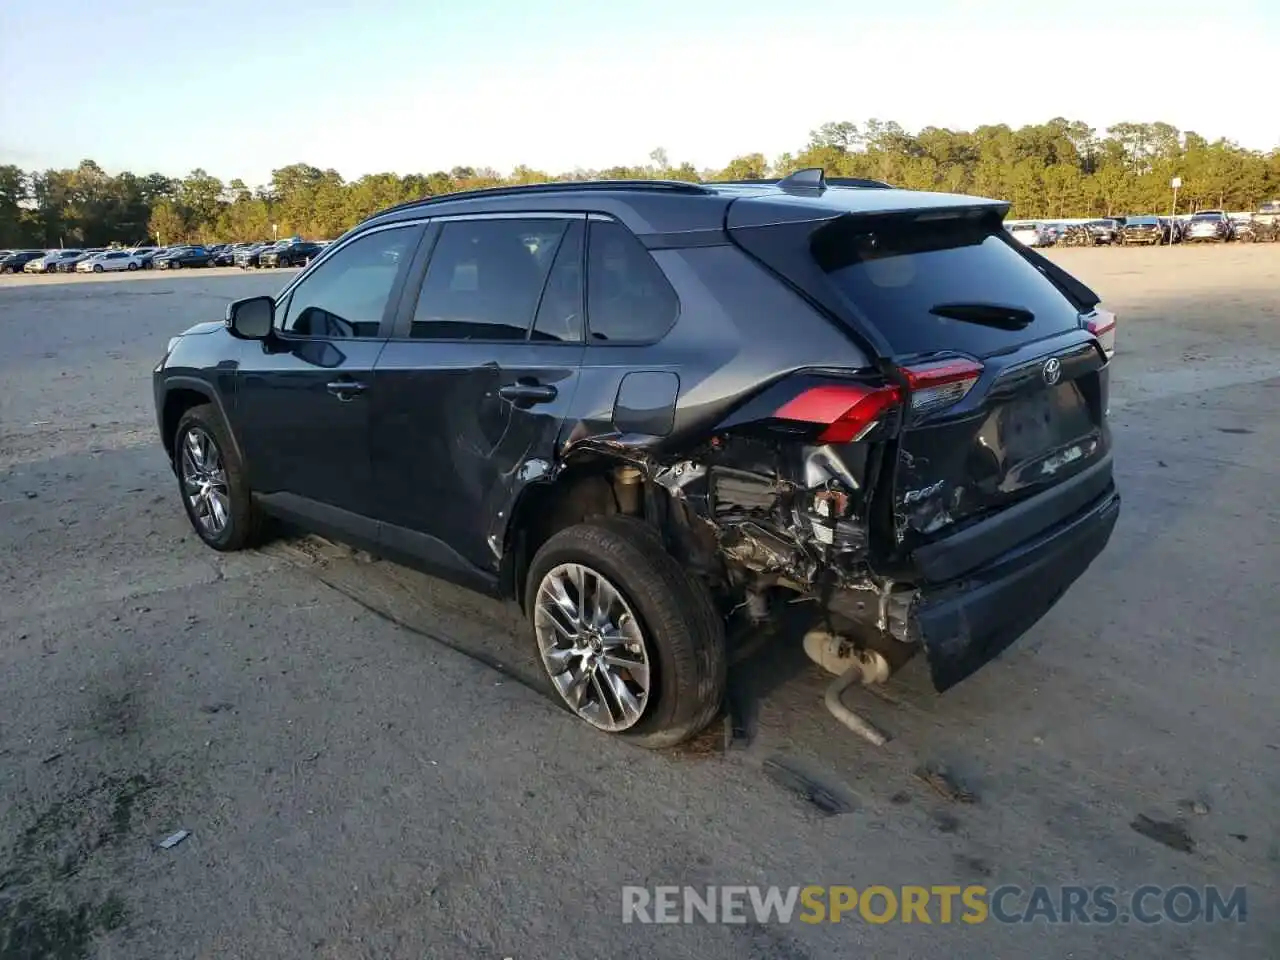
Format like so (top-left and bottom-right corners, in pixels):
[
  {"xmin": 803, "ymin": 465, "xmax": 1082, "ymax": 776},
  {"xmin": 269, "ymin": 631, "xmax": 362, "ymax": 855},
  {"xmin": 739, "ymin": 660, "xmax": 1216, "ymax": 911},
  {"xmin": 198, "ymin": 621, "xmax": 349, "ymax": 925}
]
[
  {"xmin": 525, "ymin": 515, "xmax": 726, "ymax": 749},
  {"xmin": 173, "ymin": 404, "xmax": 265, "ymax": 552}
]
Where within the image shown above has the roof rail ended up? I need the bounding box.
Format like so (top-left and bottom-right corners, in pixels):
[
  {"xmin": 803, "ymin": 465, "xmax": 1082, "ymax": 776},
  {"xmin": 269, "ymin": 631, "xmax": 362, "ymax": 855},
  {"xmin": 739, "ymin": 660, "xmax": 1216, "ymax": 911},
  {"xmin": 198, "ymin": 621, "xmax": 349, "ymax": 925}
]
[
  {"xmin": 702, "ymin": 172, "xmax": 894, "ymax": 192},
  {"xmin": 363, "ymin": 178, "xmax": 714, "ymax": 223},
  {"xmin": 826, "ymin": 177, "xmax": 893, "ymax": 189}
]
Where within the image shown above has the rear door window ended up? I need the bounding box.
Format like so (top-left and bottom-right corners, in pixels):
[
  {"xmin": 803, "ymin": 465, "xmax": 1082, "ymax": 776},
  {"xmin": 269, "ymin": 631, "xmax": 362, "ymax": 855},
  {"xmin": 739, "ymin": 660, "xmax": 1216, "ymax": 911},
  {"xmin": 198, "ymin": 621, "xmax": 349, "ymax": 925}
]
[
  {"xmin": 409, "ymin": 218, "xmax": 568, "ymax": 341},
  {"xmin": 811, "ymin": 214, "xmax": 1086, "ymax": 358},
  {"xmin": 531, "ymin": 220, "xmax": 585, "ymax": 343}
]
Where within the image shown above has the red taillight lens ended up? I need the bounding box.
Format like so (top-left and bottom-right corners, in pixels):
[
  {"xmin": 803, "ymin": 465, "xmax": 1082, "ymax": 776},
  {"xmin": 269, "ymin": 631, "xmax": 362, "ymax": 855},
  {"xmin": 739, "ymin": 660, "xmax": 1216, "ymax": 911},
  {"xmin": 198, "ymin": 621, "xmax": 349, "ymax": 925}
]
[
  {"xmin": 1086, "ymin": 309, "xmax": 1117, "ymax": 359},
  {"xmin": 773, "ymin": 383, "xmax": 903, "ymax": 444},
  {"xmin": 771, "ymin": 359, "xmax": 983, "ymax": 443},
  {"xmin": 900, "ymin": 358, "xmax": 983, "ymax": 416}
]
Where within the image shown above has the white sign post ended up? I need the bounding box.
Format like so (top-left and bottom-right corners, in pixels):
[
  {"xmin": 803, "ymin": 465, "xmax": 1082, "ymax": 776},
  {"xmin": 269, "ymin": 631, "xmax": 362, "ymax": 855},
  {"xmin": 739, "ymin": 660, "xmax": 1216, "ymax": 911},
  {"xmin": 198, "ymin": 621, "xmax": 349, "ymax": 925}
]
[
  {"xmin": 272, "ymin": 223, "xmax": 278, "ymax": 241},
  {"xmin": 1170, "ymin": 178, "xmax": 1182, "ymax": 245}
]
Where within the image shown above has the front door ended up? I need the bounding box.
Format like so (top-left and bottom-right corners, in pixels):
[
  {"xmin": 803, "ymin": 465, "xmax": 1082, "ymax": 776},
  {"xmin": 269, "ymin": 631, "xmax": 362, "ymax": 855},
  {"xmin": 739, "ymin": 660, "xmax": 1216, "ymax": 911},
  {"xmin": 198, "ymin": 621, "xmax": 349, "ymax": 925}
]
[
  {"xmin": 235, "ymin": 222, "xmax": 425, "ymax": 520},
  {"xmin": 370, "ymin": 215, "xmax": 587, "ymax": 576}
]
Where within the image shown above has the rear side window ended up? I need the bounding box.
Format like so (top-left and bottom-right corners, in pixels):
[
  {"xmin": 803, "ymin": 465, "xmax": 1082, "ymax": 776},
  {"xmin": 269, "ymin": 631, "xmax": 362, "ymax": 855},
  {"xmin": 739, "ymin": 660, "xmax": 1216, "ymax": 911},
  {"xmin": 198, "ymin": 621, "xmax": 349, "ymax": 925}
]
[
  {"xmin": 585, "ymin": 220, "xmax": 678, "ymax": 343},
  {"xmin": 811, "ymin": 214, "xmax": 1086, "ymax": 358},
  {"xmin": 410, "ymin": 218, "xmax": 568, "ymax": 341}
]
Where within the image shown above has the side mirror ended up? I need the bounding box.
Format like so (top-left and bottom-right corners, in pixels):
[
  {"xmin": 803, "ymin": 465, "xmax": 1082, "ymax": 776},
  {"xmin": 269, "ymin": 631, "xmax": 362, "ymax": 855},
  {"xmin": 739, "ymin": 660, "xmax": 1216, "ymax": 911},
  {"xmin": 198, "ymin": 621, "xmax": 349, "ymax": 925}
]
[{"xmin": 226, "ymin": 296, "xmax": 274, "ymax": 340}]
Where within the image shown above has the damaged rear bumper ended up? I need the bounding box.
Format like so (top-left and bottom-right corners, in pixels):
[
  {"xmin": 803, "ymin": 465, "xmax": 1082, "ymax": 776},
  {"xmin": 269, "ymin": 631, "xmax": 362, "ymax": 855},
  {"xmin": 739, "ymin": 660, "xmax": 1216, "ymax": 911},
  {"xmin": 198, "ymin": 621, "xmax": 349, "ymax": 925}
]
[{"xmin": 913, "ymin": 484, "xmax": 1120, "ymax": 692}]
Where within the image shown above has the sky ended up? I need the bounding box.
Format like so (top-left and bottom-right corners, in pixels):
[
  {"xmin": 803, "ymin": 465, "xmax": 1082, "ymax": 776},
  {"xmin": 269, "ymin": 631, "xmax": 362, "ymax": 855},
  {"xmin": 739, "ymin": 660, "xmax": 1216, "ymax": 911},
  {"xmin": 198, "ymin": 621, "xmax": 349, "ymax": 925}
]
[{"xmin": 1, "ymin": 0, "xmax": 1276, "ymax": 188}]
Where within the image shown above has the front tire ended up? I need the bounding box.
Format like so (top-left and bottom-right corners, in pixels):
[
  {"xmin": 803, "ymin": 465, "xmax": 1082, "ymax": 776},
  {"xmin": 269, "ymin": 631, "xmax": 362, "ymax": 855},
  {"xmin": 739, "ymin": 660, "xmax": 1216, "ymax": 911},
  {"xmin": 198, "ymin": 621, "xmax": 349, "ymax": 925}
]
[
  {"xmin": 173, "ymin": 404, "xmax": 264, "ymax": 552},
  {"xmin": 525, "ymin": 515, "xmax": 726, "ymax": 749}
]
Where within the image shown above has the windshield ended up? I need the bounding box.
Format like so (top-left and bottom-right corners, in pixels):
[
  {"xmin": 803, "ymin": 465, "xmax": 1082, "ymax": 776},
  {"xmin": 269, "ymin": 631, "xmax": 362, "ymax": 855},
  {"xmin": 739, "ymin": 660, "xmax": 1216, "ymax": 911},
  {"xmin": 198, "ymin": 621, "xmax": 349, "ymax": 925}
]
[{"xmin": 1191, "ymin": 213, "xmax": 1220, "ymax": 220}]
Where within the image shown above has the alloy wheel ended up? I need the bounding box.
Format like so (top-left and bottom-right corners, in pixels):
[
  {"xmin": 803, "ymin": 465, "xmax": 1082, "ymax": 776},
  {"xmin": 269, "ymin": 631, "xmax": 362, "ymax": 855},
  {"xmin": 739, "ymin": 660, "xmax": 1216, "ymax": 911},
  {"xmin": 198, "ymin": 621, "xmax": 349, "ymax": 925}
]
[
  {"xmin": 533, "ymin": 562, "xmax": 652, "ymax": 732},
  {"xmin": 180, "ymin": 426, "xmax": 231, "ymax": 538}
]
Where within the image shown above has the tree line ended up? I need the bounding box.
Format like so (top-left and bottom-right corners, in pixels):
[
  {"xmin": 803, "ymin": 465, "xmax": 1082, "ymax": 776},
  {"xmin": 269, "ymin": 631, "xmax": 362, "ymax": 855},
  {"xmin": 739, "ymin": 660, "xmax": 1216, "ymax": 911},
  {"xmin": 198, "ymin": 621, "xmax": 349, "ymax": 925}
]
[{"xmin": 2, "ymin": 118, "xmax": 1278, "ymax": 249}]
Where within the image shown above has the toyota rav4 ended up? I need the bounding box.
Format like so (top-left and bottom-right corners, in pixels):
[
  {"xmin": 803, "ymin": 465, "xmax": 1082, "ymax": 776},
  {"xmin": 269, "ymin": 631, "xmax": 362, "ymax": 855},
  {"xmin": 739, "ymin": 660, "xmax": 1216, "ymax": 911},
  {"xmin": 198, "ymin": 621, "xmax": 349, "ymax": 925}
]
[{"xmin": 153, "ymin": 170, "xmax": 1120, "ymax": 748}]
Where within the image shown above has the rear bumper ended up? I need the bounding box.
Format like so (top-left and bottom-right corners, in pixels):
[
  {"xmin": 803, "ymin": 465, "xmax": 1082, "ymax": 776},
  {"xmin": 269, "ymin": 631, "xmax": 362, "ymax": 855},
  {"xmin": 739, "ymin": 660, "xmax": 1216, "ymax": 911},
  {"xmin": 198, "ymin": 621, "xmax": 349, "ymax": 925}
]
[{"xmin": 912, "ymin": 484, "xmax": 1120, "ymax": 691}]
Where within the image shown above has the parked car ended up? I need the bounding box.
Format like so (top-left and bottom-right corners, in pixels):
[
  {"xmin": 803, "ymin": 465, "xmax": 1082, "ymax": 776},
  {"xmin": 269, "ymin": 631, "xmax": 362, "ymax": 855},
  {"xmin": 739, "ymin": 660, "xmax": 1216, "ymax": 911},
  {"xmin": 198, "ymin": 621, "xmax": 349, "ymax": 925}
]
[
  {"xmin": 1182, "ymin": 210, "xmax": 1233, "ymax": 243},
  {"xmin": 76, "ymin": 249, "xmax": 144, "ymax": 273},
  {"xmin": 1119, "ymin": 216, "xmax": 1168, "ymax": 245},
  {"xmin": 1230, "ymin": 216, "xmax": 1277, "ymax": 242},
  {"xmin": 259, "ymin": 240, "xmax": 324, "ymax": 268},
  {"xmin": 24, "ymin": 250, "xmax": 83, "ymax": 273},
  {"xmin": 155, "ymin": 245, "xmax": 213, "ymax": 269},
  {"xmin": 0, "ymin": 249, "xmax": 46, "ymax": 273},
  {"xmin": 57, "ymin": 248, "xmax": 107, "ymax": 272},
  {"xmin": 1058, "ymin": 223, "xmax": 1096, "ymax": 246},
  {"xmin": 1008, "ymin": 221, "xmax": 1053, "ymax": 247},
  {"xmin": 136, "ymin": 247, "xmax": 168, "ymax": 268},
  {"xmin": 1157, "ymin": 217, "xmax": 1182, "ymax": 243},
  {"xmin": 211, "ymin": 243, "xmax": 253, "ymax": 267},
  {"xmin": 1085, "ymin": 219, "xmax": 1120, "ymax": 244},
  {"xmin": 153, "ymin": 172, "xmax": 1120, "ymax": 748},
  {"xmin": 233, "ymin": 243, "xmax": 275, "ymax": 269}
]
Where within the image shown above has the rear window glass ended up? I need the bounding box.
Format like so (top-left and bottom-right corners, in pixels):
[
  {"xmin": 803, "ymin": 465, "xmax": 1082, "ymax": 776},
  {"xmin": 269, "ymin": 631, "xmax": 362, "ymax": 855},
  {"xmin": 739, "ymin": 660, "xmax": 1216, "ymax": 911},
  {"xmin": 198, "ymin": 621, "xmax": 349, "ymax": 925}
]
[{"xmin": 811, "ymin": 215, "xmax": 1085, "ymax": 358}]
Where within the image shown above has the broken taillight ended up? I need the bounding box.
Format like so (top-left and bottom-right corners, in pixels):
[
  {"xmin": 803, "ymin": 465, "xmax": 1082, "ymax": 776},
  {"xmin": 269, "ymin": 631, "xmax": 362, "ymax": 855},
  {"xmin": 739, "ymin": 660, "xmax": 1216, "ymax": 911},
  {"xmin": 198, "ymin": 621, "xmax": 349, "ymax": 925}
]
[
  {"xmin": 900, "ymin": 357, "xmax": 983, "ymax": 418},
  {"xmin": 773, "ymin": 383, "xmax": 903, "ymax": 444},
  {"xmin": 1086, "ymin": 309, "xmax": 1117, "ymax": 359}
]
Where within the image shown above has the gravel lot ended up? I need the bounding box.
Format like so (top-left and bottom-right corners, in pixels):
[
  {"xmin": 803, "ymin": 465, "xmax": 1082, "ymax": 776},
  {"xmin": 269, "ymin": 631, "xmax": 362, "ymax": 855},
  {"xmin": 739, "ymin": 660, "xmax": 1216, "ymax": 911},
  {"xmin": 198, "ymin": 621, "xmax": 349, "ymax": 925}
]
[{"xmin": 1, "ymin": 250, "xmax": 1277, "ymax": 959}]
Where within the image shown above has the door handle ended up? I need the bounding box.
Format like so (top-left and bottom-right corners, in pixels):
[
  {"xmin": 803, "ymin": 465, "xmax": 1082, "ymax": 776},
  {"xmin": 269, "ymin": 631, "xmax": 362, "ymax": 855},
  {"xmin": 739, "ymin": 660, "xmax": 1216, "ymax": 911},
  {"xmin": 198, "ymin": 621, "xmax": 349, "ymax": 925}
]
[
  {"xmin": 498, "ymin": 381, "xmax": 558, "ymax": 405},
  {"xmin": 326, "ymin": 379, "xmax": 368, "ymax": 400}
]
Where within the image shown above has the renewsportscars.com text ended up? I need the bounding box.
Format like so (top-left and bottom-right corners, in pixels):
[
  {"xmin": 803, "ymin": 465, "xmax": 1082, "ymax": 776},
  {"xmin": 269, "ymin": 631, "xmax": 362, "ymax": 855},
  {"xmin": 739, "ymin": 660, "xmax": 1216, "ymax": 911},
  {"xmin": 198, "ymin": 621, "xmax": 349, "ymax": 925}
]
[{"xmin": 621, "ymin": 884, "xmax": 1247, "ymax": 926}]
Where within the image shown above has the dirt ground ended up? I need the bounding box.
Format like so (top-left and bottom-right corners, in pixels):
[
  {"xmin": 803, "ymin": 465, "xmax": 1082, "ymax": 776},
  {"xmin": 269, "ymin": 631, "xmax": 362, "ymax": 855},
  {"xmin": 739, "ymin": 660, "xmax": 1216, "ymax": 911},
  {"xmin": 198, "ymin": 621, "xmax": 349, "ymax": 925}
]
[{"xmin": 0, "ymin": 249, "xmax": 1276, "ymax": 959}]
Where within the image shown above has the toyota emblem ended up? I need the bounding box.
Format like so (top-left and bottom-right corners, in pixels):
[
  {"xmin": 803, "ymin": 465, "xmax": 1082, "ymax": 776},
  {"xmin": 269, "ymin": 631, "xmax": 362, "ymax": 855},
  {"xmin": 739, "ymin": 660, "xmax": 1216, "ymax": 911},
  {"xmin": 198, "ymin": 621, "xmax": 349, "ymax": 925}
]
[{"xmin": 1042, "ymin": 357, "xmax": 1062, "ymax": 386}]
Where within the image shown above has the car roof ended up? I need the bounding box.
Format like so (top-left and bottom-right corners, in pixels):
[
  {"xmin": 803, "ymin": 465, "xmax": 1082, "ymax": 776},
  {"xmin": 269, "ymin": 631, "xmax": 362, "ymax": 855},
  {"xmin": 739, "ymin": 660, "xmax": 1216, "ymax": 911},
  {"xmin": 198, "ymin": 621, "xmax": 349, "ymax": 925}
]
[{"xmin": 360, "ymin": 170, "xmax": 1009, "ymax": 238}]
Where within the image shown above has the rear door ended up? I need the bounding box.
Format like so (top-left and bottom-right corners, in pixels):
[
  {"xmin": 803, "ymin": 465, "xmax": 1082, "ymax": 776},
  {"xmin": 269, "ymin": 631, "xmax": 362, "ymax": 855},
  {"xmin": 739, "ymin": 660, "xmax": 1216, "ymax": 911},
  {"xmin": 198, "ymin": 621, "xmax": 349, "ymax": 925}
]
[
  {"xmin": 731, "ymin": 205, "xmax": 1113, "ymax": 574},
  {"xmin": 369, "ymin": 214, "xmax": 586, "ymax": 576}
]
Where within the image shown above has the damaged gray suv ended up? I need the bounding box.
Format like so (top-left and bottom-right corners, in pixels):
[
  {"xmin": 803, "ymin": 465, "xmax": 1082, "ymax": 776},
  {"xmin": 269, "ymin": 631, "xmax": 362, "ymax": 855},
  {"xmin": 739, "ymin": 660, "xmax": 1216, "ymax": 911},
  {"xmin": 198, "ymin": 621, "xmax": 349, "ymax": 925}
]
[{"xmin": 153, "ymin": 169, "xmax": 1120, "ymax": 748}]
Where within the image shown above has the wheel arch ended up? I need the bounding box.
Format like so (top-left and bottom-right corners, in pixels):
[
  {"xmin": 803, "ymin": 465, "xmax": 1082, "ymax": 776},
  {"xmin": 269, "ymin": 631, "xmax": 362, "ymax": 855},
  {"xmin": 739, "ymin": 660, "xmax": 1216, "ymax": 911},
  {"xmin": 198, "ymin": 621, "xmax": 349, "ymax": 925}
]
[
  {"xmin": 499, "ymin": 453, "xmax": 652, "ymax": 607},
  {"xmin": 160, "ymin": 378, "xmax": 241, "ymax": 468}
]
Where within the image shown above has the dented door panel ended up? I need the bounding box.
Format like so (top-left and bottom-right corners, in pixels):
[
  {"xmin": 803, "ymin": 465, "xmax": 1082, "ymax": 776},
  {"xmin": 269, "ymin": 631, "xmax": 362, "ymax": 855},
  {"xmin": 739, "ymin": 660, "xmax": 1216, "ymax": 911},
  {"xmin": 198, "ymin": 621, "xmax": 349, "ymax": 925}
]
[{"xmin": 370, "ymin": 340, "xmax": 585, "ymax": 572}]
